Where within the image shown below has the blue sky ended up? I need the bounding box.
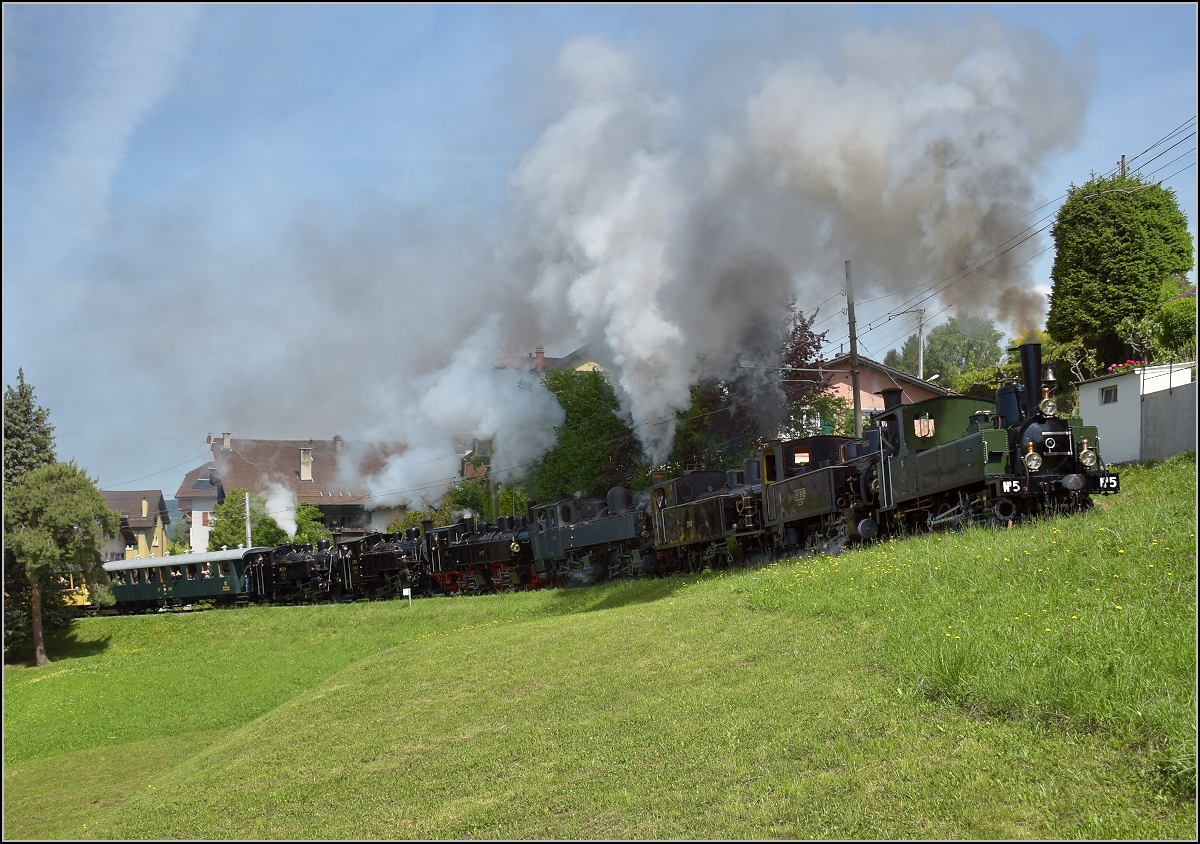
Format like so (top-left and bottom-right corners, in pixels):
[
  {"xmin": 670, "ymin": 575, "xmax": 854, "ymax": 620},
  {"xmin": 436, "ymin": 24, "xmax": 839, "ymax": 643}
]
[{"xmin": 3, "ymin": 3, "xmax": 1196, "ymax": 507}]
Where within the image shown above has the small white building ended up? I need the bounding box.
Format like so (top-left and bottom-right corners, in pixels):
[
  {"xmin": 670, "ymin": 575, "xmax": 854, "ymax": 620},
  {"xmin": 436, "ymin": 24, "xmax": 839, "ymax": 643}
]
[{"xmin": 1077, "ymin": 361, "xmax": 1196, "ymax": 464}]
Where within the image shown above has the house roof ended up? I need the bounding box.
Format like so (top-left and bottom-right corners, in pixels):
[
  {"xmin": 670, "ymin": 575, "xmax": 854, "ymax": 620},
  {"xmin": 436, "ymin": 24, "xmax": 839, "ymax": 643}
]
[
  {"xmin": 210, "ymin": 436, "xmax": 407, "ymax": 509},
  {"xmin": 175, "ymin": 462, "xmax": 218, "ymax": 501},
  {"xmin": 550, "ymin": 343, "xmax": 604, "ymax": 371},
  {"xmin": 1074, "ymin": 360, "xmax": 1197, "ymax": 387},
  {"xmin": 821, "ymin": 353, "xmax": 954, "ymax": 395},
  {"xmin": 101, "ymin": 490, "xmax": 170, "ymax": 530}
]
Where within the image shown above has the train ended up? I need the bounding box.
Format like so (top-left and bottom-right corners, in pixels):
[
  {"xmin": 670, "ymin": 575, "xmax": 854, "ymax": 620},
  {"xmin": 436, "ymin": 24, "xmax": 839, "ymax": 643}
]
[{"xmin": 103, "ymin": 342, "xmax": 1120, "ymax": 612}]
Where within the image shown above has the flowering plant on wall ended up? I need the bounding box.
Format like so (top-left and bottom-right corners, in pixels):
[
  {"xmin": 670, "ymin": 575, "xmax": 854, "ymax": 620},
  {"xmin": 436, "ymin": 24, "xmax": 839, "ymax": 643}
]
[{"xmin": 1105, "ymin": 359, "xmax": 1145, "ymax": 373}]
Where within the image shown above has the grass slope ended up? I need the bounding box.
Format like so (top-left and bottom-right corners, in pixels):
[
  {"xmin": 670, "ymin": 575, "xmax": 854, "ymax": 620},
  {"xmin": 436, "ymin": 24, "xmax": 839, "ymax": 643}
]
[{"xmin": 4, "ymin": 454, "xmax": 1196, "ymax": 840}]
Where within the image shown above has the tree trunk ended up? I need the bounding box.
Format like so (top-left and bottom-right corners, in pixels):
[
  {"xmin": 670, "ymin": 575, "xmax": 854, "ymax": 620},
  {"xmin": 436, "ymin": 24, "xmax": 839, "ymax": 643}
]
[{"xmin": 29, "ymin": 571, "xmax": 50, "ymax": 666}]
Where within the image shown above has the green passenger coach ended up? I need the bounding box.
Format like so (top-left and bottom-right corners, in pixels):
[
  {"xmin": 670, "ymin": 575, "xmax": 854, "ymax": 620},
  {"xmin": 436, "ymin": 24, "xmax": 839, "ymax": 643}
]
[{"xmin": 103, "ymin": 547, "xmax": 272, "ymax": 612}]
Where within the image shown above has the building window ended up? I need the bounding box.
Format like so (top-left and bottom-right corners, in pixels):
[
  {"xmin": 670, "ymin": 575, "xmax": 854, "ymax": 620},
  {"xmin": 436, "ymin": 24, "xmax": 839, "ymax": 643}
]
[
  {"xmin": 1101, "ymin": 386, "xmax": 1118, "ymax": 405},
  {"xmin": 201, "ymin": 511, "xmax": 209, "ymax": 526}
]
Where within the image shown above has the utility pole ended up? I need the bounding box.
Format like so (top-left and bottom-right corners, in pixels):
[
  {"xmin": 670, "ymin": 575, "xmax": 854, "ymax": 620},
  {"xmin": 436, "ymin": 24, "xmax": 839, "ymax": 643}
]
[
  {"xmin": 916, "ymin": 309, "xmax": 927, "ymax": 379},
  {"xmin": 244, "ymin": 492, "xmax": 252, "ymax": 549},
  {"xmin": 1120, "ymin": 154, "xmax": 1126, "ymax": 179},
  {"xmin": 845, "ymin": 260, "xmax": 862, "ymax": 438}
]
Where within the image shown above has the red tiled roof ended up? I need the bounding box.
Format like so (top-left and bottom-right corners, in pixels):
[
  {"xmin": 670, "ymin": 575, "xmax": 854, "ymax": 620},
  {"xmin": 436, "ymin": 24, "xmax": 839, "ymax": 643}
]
[
  {"xmin": 175, "ymin": 462, "xmax": 218, "ymax": 501},
  {"xmin": 100, "ymin": 490, "xmax": 170, "ymax": 530},
  {"xmin": 210, "ymin": 437, "xmax": 406, "ymax": 508},
  {"xmin": 822, "ymin": 353, "xmax": 953, "ymax": 395}
]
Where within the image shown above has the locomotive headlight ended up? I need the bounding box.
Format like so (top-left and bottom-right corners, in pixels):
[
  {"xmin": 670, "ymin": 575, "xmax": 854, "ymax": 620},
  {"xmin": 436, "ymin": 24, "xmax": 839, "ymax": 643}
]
[
  {"xmin": 1078, "ymin": 437, "xmax": 1098, "ymax": 468},
  {"xmin": 1023, "ymin": 441, "xmax": 1043, "ymax": 471},
  {"xmin": 1038, "ymin": 397, "xmax": 1057, "ymax": 416}
]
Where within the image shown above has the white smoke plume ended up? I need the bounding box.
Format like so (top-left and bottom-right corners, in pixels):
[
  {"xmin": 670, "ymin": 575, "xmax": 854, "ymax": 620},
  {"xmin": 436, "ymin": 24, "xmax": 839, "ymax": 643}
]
[
  {"xmin": 32, "ymin": 10, "xmax": 1091, "ymax": 494},
  {"xmin": 262, "ymin": 480, "xmax": 298, "ymax": 539},
  {"xmin": 358, "ymin": 315, "xmax": 565, "ymax": 509},
  {"xmin": 513, "ymin": 18, "xmax": 1086, "ymax": 461}
]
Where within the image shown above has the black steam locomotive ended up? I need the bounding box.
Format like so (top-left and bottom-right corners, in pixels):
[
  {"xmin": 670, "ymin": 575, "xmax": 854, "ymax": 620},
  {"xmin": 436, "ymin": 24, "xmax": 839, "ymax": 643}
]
[{"xmin": 104, "ymin": 343, "xmax": 1118, "ymax": 610}]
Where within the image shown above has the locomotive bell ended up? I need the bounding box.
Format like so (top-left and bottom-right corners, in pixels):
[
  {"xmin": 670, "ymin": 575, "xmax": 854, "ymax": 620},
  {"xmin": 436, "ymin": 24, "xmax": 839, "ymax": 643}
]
[{"xmin": 1041, "ymin": 361, "xmax": 1059, "ymax": 388}]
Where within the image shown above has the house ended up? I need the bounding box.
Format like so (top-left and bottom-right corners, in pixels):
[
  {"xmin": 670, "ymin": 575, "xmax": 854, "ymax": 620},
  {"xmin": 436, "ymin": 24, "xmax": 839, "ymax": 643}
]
[
  {"xmin": 1076, "ymin": 361, "xmax": 1196, "ymax": 464},
  {"xmin": 195, "ymin": 433, "xmax": 409, "ymax": 540},
  {"xmin": 174, "ymin": 462, "xmax": 219, "ymax": 551},
  {"xmin": 458, "ymin": 437, "xmax": 491, "ymax": 481},
  {"xmin": 820, "ymin": 353, "xmax": 952, "ymax": 428},
  {"xmin": 99, "ymin": 490, "xmax": 171, "ymax": 561}
]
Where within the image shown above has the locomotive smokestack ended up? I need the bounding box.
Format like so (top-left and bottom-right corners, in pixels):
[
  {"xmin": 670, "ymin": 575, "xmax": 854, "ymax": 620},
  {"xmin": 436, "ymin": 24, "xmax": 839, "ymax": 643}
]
[
  {"xmin": 879, "ymin": 387, "xmax": 904, "ymax": 411},
  {"xmin": 1018, "ymin": 343, "xmax": 1043, "ymax": 416}
]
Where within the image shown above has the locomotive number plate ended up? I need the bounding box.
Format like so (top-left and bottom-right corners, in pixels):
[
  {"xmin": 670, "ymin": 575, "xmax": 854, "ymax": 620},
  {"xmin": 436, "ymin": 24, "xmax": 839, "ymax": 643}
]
[
  {"xmin": 1001, "ymin": 480, "xmax": 1023, "ymax": 494},
  {"xmin": 792, "ymin": 488, "xmax": 807, "ymax": 504},
  {"xmin": 1100, "ymin": 475, "xmax": 1120, "ymax": 491}
]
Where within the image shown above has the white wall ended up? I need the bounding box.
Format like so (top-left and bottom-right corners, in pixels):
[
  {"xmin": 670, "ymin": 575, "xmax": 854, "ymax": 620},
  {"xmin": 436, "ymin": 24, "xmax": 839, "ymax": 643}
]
[
  {"xmin": 186, "ymin": 495, "xmax": 218, "ymax": 551},
  {"xmin": 1080, "ymin": 363, "xmax": 1197, "ymax": 464},
  {"xmin": 1140, "ymin": 362, "xmax": 1195, "ymax": 395},
  {"xmin": 1079, "ymin": 371, "xmax": 1141, "ymax": 464}
]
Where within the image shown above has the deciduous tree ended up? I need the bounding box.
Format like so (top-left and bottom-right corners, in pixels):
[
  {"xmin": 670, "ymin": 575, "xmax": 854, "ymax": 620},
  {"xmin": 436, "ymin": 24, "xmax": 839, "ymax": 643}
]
[
  {"xmin": 888, "ymin": 314, "xmax": 1003, "ymax": 381},
  {"xmin": 293, "ymin": 503, "xmax": 333, "ymax": 546},
  {"xmin": 207, "ymin": 488, "xmax": 288, "ymax": 551},
  {"xmin": 526, "ymin": 369, "xmax": 642, "ymax": 502},
  {"xmin": 1046, "ymin": 173, "xmax": 1194, "ymax": 367},
  {"xmin": 4, "ymin": 462, "xmax": 118, "ymax": 665}
]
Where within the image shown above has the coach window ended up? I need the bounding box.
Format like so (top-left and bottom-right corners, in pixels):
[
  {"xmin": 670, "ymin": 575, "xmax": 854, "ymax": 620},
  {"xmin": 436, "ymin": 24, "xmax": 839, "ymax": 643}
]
[
  {"xmin": 1101, "ymin": 386, "xmax": 1118, "ymax": 405},
  {"xmin": 171, "ymin": 566, "xmax": 183, "ymax": 581},
  {"xmin": 146, "ymin": 567, "xmax": 157, "ymax": 583},
  {"xmin": 217, "ymin": 561, "xmax": 230, "ymax": 578},
  {"xmin": 185, "ymin": 564, "xmax": 196, "ymax": 581}
]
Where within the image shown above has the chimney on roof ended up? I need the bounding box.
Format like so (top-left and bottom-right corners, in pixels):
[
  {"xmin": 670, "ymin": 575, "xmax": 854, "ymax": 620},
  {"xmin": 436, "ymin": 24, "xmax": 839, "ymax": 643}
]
[
  {"xmin": 222, "ymin": 433, "xmax": 231, "ymax": 450},
  {"xmin": 333, "ymin": 435, "xmax": 343, "ymax": 453},
  {"xmin": 142, "ymin": 498, "xmax": 149, "ymax": 518},
  {"xmin": 536, "ymin": 345, "xmax": 545, "ymax": 371},
  {"xmin": 300, "ymin": 448, "xmax": 313, "ymax": 482},
  {"xmin": 206, "ymin": 434, "xmax": 212, "ymax": 445}
]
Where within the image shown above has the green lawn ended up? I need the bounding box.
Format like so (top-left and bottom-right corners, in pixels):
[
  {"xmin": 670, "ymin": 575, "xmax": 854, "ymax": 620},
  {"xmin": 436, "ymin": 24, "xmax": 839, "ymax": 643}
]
[{"xmin": 4, "ymin": 453, "xmax": 1195, "ymax": 840}]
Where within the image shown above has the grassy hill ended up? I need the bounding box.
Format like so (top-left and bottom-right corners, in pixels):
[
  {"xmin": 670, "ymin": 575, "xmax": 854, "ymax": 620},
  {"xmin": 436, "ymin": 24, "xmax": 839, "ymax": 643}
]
[{"xmin": 4, "ymin": 454, "xmax": 1195, "ymax": 839}]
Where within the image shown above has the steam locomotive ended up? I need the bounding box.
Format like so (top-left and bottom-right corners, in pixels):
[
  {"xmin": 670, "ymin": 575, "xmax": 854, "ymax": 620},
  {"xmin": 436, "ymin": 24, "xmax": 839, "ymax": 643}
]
[{"xmin": 103, "ymin": 343, "xmax": 1119, "ymax": 610}]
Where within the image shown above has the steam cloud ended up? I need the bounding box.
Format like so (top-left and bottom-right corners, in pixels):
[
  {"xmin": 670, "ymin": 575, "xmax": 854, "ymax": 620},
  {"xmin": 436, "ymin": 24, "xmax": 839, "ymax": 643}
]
[
  {"xmin": 38, "ymin": 10, "xmax": 1090, "ymax": 500},
  {"xmin": 262, "ymin": 480, "xmax": 298, "ymax": 540},
  {"xmin": 509, "ymin": 21, "xmax": 1086, "ymax": 462}
]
